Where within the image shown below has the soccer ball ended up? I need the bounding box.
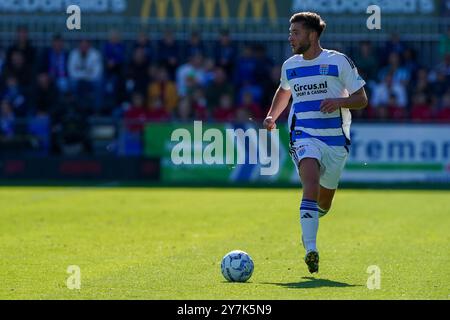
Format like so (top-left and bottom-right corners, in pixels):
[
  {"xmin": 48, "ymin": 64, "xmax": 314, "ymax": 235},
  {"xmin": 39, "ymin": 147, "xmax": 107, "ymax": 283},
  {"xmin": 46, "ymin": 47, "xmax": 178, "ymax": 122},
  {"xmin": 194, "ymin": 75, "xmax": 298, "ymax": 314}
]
[{"xmin": 221, "ymin": 250, "xmax": 254, "ymax": 282}]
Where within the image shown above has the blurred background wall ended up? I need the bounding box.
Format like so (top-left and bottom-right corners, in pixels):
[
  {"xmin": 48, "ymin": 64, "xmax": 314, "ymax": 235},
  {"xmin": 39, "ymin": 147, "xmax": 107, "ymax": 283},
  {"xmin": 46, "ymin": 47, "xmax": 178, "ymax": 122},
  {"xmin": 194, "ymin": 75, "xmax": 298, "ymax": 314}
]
[{"xmin": 0, "ymin": 0, "xmax": 449, "ymax": 186}]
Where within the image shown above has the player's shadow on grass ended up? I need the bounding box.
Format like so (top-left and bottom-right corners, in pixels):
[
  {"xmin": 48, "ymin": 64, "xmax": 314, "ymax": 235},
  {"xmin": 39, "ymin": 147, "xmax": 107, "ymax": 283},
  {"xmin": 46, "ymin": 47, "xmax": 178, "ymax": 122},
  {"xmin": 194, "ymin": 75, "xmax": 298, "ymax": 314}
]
[{"xmin": 264, "ymin": 277, "xmax": 362, "ymax": 289}]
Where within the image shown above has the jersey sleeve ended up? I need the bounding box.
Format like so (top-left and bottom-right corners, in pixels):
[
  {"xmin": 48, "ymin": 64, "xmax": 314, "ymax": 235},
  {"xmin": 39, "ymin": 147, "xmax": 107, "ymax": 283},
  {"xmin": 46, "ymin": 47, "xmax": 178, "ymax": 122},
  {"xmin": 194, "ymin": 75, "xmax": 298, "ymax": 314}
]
[
  {"xmin": 339, "ymin": 54, "xmax": 366, "ymax": 95},
  {"xmin": 280, "ymin": 62, "xmax": 291, "ymax": 90}
]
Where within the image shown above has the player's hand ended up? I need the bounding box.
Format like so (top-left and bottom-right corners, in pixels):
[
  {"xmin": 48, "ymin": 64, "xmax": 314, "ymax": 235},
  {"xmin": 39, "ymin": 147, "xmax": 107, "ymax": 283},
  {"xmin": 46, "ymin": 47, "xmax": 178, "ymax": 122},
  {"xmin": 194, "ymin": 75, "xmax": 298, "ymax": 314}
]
[
  {"xmin": 320, "ymin": 98, "xmax": 343, "ymax": 113},
  {"xmin": 263, "ymin": 116, "xmax": 277, "ymax": 131}
]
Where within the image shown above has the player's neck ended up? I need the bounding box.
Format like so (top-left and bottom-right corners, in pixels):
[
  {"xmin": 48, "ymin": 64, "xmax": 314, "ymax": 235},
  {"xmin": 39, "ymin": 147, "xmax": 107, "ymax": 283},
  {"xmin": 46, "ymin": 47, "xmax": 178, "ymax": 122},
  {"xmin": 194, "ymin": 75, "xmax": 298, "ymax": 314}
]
[{"xmin": 302, "ymin": 45, "xmax": 323, "ymax": 61}]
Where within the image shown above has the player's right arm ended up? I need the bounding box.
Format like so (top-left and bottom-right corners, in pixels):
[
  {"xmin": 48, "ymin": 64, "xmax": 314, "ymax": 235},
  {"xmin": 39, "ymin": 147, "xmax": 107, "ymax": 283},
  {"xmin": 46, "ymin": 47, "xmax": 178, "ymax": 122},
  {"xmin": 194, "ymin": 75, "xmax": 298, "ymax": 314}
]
[
  {"xmin": 264, "ymin": 61, "xmax": 292, "ymax": 131},
  {"xmin": 263, "ymin": 86, "xmax": 292, "ymax": 131}
]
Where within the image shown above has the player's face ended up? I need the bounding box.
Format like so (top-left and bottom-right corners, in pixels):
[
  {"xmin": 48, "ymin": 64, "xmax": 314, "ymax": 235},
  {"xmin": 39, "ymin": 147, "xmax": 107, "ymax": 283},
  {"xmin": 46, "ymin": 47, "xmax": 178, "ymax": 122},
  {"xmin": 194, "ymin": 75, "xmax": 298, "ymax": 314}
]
[{"xmin": 289, "ymin": 23, "xmax": 312, "ymax": 55}]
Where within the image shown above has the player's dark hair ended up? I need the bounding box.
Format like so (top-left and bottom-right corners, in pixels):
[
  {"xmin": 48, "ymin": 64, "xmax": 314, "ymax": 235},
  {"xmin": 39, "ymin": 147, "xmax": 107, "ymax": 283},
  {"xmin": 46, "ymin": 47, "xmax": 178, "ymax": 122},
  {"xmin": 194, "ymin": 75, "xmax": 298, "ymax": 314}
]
[{"xmin": 290, "ymin": 12, "xmax": 326, "ymax": 38}]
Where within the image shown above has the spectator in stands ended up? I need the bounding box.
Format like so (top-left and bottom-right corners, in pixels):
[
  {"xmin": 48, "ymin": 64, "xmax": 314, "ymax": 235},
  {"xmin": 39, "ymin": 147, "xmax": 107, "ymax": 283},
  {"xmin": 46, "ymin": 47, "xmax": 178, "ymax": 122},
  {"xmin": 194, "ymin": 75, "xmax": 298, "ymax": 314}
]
[
  {"xmin": 237, "ymin": 91, "xmax": 263, "ymax": 121},
  {"xmin": 103, "ymin": 30, "xmax": 126, "ymax": 109},
  {"xmin": 253, "ymin": 44, "xmax": 274, "ymax": 88},
  {"xmin": 213, "ymin": 93, "xmax": 235, "ymax": 122},
  {"xmin": 191, "ymin": 88, "xmax": 208, "ymax": 120},
  {"xmin": 57, "ymin": 107, "xmax": 90, "ymax": 155},
  {"xmin": 355, "ymin": 41, "xmax": 379, "ymax": 81},
  {"xmin": 184, "ymin": 74, "xmax": 202, "ymax": 100},
  {"xmin": 3, "ymin": 50, "xmax": 32, "ymax": 88},
  {"xmin": 386, "ymin": 94, "xmax": 407, "ymax": 120},
  {"xmin": 1, "ymin": 76, "xmax": 26, "ymax": 117},
  {"xmin": 436, "ymin": 91, "xmax": 450, "ymax": 122},
  {"xmin": 409, "ymin": 68, "xmax": 431, "ymax": 97},
  {"xmin": 435, "ymin": 54, "xmax": 450, "ymax": 79},
  {"xmin": 378, "ymin": 52, "xmax": 410, "ymax": 86},
  {"xmin": 205, "ymin": 67, "xmax": 234, "ymax": 111},
  {"xmin": 126, "ymin": 47, "xmax": 150, "ymax": 96},
  {"xmin": 235, "ymin": 45, "xmax": 257, "ymax": 86},
  {"xmin": 32, "ymin": 72, "xmax": 58, "ymax": 116},
  {"xmin": 402, "ymin": 48, "xmax": 419, "ymax": 82},
  {"xmin": 41, "ymin": 34, "xmax": 69, "ymax": 93},
  {"xmin": 104, "ymin": 30, "xmax": 125, "ymax": 77},
  {"xmin": 146, "ymin": 97, "xmax": 170, "ymax": 122},
  {"xmin": 68, "ymin": 39, "xmax": 104, "ymax": 113},
  {"xmin": 214, "ymin": 29, "xmax": 237, "ymax": 78},
  {"xmin": 177, "ymin": 97, "xmax": 194, "ymax": 122},
  {"xmin": 238, "ymin": 80, "xmax": 263, "ymax": 106},
  {"xmin": 371, "ymin": 73, "xmax": 407, "ymax": 110},
  {"xmin": 381, "ymin": 33, "xmax": 407, "ymax": 65},
  {"xmin": 202, "ymin": 58, "xmax": 216, "ymax": 85},
  {"xmin": 5, "ymin": 26, "xmax": 36, "ymax": 77},
  {"xmin": 410, "ymin": 93, "xmax": 433, "ymax": 122},
  {"xmin": 157, "ymin": 30, "xmax": 180, "ymax": 80},
  {"xmin": 27, "ymin": 109, "xmax": 50, "ymax": 155},
  {"xmin": 430, "ymin": 71, "xmax": 449, "ymax": 97},
  {"xmin": 147, "ymin": 67, "xmax": 178, "ymax": 115},
  {"xmin": 0, "ymin": 99, "xmax": 15, "ymax": 139},
  {"xmin": 366, "ymin": 96, "xmax": 386, "ymax": 120},
  {"xmin": 174, "ymin": 96, "xmax": 206, "ymax": 122},
  {"xmin": 134, "ymin": 31, "xmax": 154, "ymax": 64},
  {"xmin": 124, "ymin": 92, "xmax": 148, "ymax": 132},
  {"xmin": 262, "ymin": 65, "xmax": 282, "ymax": 111},
  {"xmin": 176, "ymin": 52, "xmax": 207, "ymax": 97},
  {"xmin": 185, "ymin": 31, "xmax": 206, "ymax": 61}
]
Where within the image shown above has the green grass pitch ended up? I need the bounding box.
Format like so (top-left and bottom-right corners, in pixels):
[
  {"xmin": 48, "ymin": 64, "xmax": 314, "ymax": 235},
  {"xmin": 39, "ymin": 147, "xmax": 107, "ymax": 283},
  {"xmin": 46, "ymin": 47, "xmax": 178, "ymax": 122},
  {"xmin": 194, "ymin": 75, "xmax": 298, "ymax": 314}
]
[{"xmin": 0, "ymin": 187, "xmax": 449, "ymax": 299}]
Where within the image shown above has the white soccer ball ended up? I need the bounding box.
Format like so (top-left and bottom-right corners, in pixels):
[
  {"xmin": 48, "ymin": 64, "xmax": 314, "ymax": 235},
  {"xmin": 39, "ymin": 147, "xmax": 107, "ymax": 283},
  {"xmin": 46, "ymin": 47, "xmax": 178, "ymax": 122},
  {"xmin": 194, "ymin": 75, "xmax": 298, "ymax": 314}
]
[{"xmin": 221, "ymin": 250, "xmax": 254, "ymax": 282}]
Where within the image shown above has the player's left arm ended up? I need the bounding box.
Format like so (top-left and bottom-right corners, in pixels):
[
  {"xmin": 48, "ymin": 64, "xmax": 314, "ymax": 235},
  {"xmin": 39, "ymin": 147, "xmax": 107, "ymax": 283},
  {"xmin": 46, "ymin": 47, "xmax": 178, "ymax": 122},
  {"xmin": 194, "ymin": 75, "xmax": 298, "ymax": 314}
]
[
  {"xmin": 320, "ymin": 54, "xmax": 368, "ymax": 113},
  {"xmin": 320, "ymin": 87, "xmax": 368, "ymax": 113}
]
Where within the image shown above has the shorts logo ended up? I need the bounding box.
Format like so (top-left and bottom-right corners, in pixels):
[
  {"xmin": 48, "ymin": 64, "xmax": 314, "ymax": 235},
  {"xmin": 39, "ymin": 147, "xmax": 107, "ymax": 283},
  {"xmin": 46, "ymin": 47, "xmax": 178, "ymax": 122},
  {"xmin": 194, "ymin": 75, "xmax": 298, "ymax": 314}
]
[
  {"xmin": 298, "ymin": 146, "xmax": 306, "ymax": 157},
  {"xmin": 319, "ymin": 64, "xmax": 329, "ymax": 75}
]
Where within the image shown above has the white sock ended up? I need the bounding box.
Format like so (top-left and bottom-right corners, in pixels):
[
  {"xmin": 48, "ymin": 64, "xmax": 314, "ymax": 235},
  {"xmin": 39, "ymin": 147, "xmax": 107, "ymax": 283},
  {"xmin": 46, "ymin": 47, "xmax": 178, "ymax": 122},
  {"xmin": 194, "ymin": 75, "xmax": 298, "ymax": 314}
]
[{"xmin": 300, "ymin": 199, "xmax": 319, "ymax": 252}]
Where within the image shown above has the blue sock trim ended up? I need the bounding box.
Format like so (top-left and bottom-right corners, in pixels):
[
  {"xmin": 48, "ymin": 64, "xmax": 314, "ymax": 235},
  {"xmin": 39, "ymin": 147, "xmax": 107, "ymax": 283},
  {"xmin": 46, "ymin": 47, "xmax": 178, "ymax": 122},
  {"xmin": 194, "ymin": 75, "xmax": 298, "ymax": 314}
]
[
  {"xmin": 300, "ymin": 199, "xmax": 318, "ymax": 213},
  {"xmin": 301, "ymin": 199, "xmax": 317, "ymax": 204},
  {"xmin": 301, "ymin": 200, "xmax": 318, "ymax": 208}
]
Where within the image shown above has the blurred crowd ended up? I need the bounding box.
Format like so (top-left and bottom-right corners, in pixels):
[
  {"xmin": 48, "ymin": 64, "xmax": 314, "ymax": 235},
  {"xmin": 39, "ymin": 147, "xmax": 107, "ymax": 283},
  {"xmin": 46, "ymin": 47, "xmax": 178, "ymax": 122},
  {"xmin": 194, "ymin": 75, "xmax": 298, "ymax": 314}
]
[
  {"xmin": 353, "ymin": 32, "xmax": 450, "ymax": 123},
  {"xmin": 0, "ymin": 26, "xmax": 449, "ymax": 153}
]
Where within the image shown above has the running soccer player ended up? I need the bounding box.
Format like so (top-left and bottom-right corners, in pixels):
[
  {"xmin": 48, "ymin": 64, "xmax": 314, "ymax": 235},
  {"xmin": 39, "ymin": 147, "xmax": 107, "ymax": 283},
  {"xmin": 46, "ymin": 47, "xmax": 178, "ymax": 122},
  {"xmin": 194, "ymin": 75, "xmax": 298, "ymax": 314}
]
[{"xmin": 263, "ymin": 12, "xmax": 368, "ymax": 273}]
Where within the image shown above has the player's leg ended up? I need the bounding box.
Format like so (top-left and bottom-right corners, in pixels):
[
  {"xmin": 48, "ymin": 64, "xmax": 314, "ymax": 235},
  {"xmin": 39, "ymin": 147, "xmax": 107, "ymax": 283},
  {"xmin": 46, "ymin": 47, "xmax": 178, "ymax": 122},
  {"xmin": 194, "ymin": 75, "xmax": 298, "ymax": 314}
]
[
  {"xmin": 290, "ymin": 140, "xmax": 322, "ymax": 273},
  {"xmin": 318, "ymin": 186, "xmax": 336, "ymax": 218},
  {"xmin": 317, "ymin": 143, "xmax": 349, "ymax": 218},
  {"xmin": 298, "ymin": 157, "xmax": 321, "ymax": 273},
  {"xmin": 299, "ymin": 158, "xmax": 321, "ymax": 200}
]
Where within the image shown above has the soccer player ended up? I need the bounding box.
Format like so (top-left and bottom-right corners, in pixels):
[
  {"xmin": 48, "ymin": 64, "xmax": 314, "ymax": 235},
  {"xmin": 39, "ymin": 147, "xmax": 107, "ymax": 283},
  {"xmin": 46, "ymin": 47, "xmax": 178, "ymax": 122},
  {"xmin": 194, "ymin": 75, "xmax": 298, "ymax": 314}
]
[{"xmin": 263, "ymin": 12, "xmax": 368, "ymax": 273}]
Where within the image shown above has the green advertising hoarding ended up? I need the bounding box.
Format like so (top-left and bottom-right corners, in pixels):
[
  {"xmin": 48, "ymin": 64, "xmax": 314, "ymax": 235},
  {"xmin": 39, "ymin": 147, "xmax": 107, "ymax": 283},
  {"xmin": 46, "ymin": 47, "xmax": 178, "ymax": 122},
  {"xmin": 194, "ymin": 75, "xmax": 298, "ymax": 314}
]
[
  {"xmin": 144, "ymin": 122, "xmax": 297, "ymax": 184},
  {"xmin": 145, "ymin": 122, "xmax": 450, "ymax": 186}
]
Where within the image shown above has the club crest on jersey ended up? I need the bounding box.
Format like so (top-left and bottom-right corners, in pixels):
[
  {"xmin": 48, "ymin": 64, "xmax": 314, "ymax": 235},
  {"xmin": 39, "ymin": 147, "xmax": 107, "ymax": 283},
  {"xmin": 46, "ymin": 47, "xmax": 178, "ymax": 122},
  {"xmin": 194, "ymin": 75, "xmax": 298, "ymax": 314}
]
[{"xmin": 319, "ymin": 64, "xmax": 329, "ymax": 75}]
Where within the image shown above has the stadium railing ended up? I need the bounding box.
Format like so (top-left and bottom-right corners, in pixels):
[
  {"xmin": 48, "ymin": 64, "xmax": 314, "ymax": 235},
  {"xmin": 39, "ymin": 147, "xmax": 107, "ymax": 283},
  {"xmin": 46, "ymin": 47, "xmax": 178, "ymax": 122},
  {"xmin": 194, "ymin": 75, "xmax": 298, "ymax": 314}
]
[{"xmin": 0, "ymin": 16, "xmax": 448, "ymax": 64}]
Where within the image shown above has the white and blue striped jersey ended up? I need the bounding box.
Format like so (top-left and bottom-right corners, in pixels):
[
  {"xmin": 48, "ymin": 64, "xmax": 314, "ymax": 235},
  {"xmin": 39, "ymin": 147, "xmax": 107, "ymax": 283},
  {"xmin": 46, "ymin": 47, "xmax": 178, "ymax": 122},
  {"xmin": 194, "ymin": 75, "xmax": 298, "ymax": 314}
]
[{"xmin": 280, "ymin": 49, "xmax": 366, "ymax": 147}]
